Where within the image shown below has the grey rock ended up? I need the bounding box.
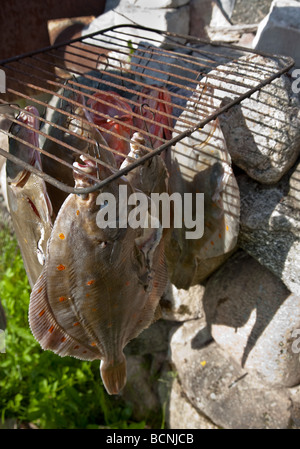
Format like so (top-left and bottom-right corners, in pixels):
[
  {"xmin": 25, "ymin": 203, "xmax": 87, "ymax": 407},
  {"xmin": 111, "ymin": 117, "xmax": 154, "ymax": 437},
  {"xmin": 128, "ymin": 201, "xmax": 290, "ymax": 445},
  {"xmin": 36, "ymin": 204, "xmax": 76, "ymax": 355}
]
[
  {"xmin": 170, "ymin": 321, "xmax": 292, "ymax": 428},
  {"xmin": 219, "ymin": 0, "xmax": 236, "ymax": 19},
  {"xmin": 121, "ymin": 354, "xmax": 161, "ymax": 422},
  {"xmin": 125, "ymin": 319, "xmax": 174, "ymax": 356},
  {"xmin": 82, "ymin": 3, "xmax": 190, "ymax": 47},
  {"xmin": 203, "ymin": 250, "xmax": 300, "ymax": 387},
  {"xmin": 253, "ymin": 0, "xmax": 300, "ymax": 68},
  {"xmin": 238, "ymin": 161, "xmax": 300, "ymax": 295},
  {"xmin": 160, "ymin": 281, "xmax": 206, "ymax": 322},
  {"xmin": 231, "ymin": 0, "xmax": 273, "ymax": 25},
  {"xmin": 190, "ymin": 0, "xmax": 235, "ymax": 38},
  {"xmin": 159, "ymin": 372, "xmax": 219, "ymax": 429},
  {"xmin": 206, "ymin": 54, "xmax": 300, "ymax": 184},
  {"xmin": 130, "ymin": 43, "xmax": 199, "ymax": 88}
]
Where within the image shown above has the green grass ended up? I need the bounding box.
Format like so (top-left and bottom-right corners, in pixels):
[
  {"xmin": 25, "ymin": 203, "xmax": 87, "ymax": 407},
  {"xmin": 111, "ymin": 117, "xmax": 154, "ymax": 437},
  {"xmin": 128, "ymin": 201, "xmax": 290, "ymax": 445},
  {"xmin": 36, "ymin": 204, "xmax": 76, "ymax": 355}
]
[{"xmin": 0, "ymin": 227, "xmax": 146, "ymax": 429}]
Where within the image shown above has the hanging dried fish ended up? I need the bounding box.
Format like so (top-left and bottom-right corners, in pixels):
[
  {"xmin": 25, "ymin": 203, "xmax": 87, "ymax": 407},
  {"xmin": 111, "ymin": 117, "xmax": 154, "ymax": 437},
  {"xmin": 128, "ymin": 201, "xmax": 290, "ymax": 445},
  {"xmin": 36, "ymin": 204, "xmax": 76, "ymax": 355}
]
[
  {"xmin": 29, "ymin": 112, "xmax": 168, "ymax": 395},
  {"xmin": 6, "ymin": 106, "xmax": 53, "ymax": 287},
  {"xmin": 166, "ymin": 82, "xmax": 240, "ymax": 288}
]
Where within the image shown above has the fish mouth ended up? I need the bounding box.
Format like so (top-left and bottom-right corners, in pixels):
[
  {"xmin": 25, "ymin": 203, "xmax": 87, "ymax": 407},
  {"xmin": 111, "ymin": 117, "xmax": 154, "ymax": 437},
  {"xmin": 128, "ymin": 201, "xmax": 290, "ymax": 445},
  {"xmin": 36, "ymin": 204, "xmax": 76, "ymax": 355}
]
[
  {"xmin": 73, "ymin": 155, "xmax": 99, "ymax": 185},
  {"xmin": 18, "ymin": 106, "xmax": 40, "ymax": 133}
]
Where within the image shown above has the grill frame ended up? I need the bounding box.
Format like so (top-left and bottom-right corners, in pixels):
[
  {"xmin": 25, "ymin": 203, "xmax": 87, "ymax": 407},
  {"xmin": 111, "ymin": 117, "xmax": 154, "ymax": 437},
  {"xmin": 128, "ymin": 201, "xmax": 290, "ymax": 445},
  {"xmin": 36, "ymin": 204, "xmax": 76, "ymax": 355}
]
[{"xmin": 0, "ymin": 24, "xmax": 295, "ymax": 195}]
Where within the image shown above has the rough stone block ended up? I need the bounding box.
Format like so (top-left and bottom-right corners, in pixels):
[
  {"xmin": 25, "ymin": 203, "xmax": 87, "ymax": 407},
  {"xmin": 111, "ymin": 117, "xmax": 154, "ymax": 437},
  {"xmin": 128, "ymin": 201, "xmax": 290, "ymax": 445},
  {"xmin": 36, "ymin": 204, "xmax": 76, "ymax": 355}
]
[
  {"xmin": 160, "ymin": 282, "xmax": 206, "ymax": 322},
  {"xmin": 206, "ymin": 54, "xmax": 300, "ymax": 184},
  {"xmin": 253, "ymin": 0, "xmax": 300, "ymax": 68},
  {"xmin": 83, "ymin": 3, "xmax": 190, "ymax": 47},
  {"xmin": 170, "ymin": 321, "xmax": 293, "ymax": 428},
  {"xmin": 203, "ymin": 250, "xmax": 300, "ymax": 387},
  {"xmin": 238, "ymin": 161, "xmax": 300, "ymax": 296}
]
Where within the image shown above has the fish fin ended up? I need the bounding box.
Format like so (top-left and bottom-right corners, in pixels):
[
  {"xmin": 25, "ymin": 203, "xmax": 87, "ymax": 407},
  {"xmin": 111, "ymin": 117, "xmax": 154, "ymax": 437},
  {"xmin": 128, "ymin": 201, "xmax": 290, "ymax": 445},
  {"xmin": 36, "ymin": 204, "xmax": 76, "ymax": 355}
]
[
  {"xmin": 29, "ymin": 268, "xmax": 100, "ymax": 361},
  {"xmin": 100, "ymin": 354, "xmax": 127, "ymax": 395},
  {"xmin": 152, "ymin": 303, "xmax": 162, "ymax": 323}
]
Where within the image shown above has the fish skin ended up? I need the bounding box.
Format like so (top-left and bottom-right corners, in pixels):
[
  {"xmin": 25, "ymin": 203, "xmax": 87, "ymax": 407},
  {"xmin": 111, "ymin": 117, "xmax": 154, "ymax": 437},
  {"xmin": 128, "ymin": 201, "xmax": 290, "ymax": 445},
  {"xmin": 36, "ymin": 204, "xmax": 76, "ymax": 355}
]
[
  {"xmin": 39, "ymin": 87, "xmax": 89, "ymax": 215},
  {"xmin": 6, "ymin": 106, "xmax": 53, "ymax": 288},
  {"xmin": 165, "ymin": 83, "xmax": 240, "ymax": 289},
  {"xmin": 120, "ymin": 132, "xmax": 169, "ymax": 197},
  {"xmin": 133, "ymin": 86, "xmax": 173, "ymax": 157},
  {"xmin": 29, "ymin": 116, "xmax": 168, "ymax": 395}
]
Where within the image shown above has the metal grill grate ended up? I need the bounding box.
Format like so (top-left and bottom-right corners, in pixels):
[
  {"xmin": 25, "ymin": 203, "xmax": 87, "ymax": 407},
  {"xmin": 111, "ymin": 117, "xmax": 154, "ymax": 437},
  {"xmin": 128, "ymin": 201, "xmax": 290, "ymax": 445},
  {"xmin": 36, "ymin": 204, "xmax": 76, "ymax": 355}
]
[{"xmin": 0, "ymin": 24, "xmax": 294, "ymax": 195}]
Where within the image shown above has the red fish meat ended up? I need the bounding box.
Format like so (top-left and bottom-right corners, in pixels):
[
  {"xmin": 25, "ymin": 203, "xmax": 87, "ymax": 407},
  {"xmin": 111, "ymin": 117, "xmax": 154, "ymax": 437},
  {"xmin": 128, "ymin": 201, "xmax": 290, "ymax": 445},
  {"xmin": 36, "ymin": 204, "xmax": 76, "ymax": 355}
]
[
  {"xmin": 87, "ymin": 91, "xmax": 134, "ymax": 167},
  {"xmin": 133, "ymin": 86, "xmax": 173, "ymax": 153}
]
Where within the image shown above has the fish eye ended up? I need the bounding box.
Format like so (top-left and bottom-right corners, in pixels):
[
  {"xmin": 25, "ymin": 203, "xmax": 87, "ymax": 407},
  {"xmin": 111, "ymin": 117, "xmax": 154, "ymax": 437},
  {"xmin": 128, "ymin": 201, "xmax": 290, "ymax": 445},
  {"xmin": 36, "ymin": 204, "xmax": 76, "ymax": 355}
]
[
  {"xmin": 12, "ymin": 123, "xmax": 21, "ymax": 134},
  {"xmin": 99, "ymin": 241, "xmax": 108, "ymax": 249}
]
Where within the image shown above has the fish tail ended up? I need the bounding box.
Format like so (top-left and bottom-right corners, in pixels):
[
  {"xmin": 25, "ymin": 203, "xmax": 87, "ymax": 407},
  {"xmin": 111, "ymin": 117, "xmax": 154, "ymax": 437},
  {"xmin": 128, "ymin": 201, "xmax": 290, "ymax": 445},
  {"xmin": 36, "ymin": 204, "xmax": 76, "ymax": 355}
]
[{"xmin": 100, "ymin": 354, "xmax": 127, "ymax": 395}]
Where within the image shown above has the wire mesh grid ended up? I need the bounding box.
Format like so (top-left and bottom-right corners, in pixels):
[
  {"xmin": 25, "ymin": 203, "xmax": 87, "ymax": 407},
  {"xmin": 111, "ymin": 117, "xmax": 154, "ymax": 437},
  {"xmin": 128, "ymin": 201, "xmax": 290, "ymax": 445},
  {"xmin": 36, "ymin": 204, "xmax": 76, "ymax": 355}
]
[{"xmin": 0, "ymin": 24, "xmax": 295, "ymax": 195}]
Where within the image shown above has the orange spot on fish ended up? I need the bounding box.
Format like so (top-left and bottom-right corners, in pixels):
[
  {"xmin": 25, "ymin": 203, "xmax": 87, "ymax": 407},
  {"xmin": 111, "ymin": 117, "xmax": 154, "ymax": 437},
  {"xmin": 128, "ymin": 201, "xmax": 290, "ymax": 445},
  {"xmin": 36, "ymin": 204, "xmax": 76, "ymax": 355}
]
[
  {"xmin": 76, "ymin": 210, "xmax": 80, "ymax": 216},
  {"xmin": 83, "ymin": 350, "xmax": 87, "ymax": 354},
  {"xmin": 125, "ymin": 281, "xmax": 130, "ymax": 286},
  {"xmin": 61, "ymin": 337, "xmax": 66, "ymax": 343},
  {"xmin": 38, "ymin": 287, "xmax": 43, "ymax": 294},
  {"xmin": 107, "ymin": 323, "xmax": 112, "ymax": 328},
  {"xmin": 87, "ymin": 279, "xmax": 95, "ymax": 286},
  {"xmin": 218, "ymin": 233, "xmax": 222, "ymax": 239},
  {"xmin": 226, "ymin": 225, "xmax": 229, "ymax": 231},
  {"xmin": 92, "ymin": 308, "xmax": 97, "ymax": 312},
  {"xmin": 210, "ymin": 241, "xmax": 214, "ymax": 246},
  {"xmin": 91, "ymin": 342, "xmax": 97, "ymax": 347},
  {"xmin": 154, "ymin": 281, "xmax": 159, "ymax": 288},
  {"xmin": 74, "ymin": 345, "xmax": 79, "ymax": 349},
  {"xmin": 59, "ymin": 233, "xmax": 65, "ymax": 240},
  {"xmin": 48, "ymin": 325, "xmax": 54, "ymax": 333},
  {"xmin": 73, "ymin": 322, "xmax": 80, "ymax": 327},
  {"xmin": 86, "ymin": 293, "xmax": 90, "ymax": 298},
  {"xmin": 57, "ymin": 264, "xmax": 66, "ymax": 271},
  {"xmin": 39, "ymin": 310, "xmax": 45, "ymax": 317},
  {"xmin": 59, "ymin": 296, "xmax": 67, "ymax": 302}
]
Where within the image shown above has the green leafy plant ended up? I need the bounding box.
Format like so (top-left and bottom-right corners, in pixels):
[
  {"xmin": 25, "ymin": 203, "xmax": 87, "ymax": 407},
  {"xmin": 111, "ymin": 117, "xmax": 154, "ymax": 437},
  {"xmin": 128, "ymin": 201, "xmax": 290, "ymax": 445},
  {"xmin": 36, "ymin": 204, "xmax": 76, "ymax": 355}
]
[{"xmin": 0, "ymin": 227, "xmax": 146, "ymax": 429}]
